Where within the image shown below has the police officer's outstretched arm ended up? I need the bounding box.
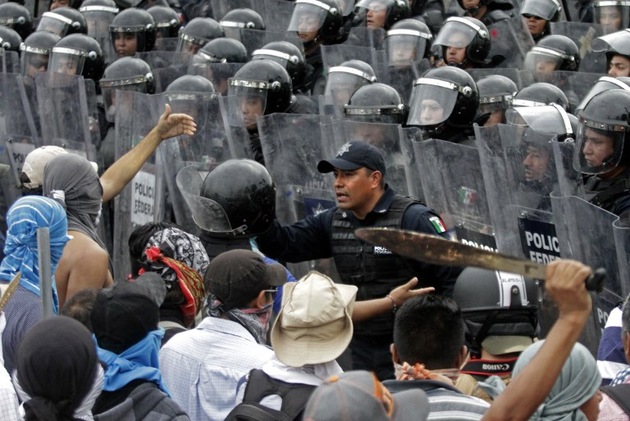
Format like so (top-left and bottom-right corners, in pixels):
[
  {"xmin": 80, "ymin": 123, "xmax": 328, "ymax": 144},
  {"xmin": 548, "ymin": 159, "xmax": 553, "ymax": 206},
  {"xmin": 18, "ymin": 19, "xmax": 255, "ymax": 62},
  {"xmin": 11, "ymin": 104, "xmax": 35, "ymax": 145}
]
[
  {"xmin": 100, "ymin": 104, "xmax": 196, "ymax": 203},
  {"xmin": 482, "ymin": 259, "xmax": 593, "ymax": 421}
]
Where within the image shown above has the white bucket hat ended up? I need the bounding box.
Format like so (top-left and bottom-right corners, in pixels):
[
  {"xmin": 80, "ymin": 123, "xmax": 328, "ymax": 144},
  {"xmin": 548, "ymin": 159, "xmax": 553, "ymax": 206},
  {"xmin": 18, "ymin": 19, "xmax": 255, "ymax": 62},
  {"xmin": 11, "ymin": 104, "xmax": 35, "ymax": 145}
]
[{"xmin": 270, "ymin": 271, "xmax": 357, "ymax": 367}]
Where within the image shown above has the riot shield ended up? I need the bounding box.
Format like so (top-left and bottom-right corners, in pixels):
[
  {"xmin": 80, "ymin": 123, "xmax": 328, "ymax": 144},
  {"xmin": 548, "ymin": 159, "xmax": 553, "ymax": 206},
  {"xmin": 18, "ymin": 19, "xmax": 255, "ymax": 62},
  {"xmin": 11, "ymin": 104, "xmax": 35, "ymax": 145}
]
[
  {"xmin": 137, "ymin": 51, "xmax": 189, "ymax": 93},
  {"xmin": 324, "ymin": 119, "xmax": 413, "ymax": 197},
  {"xmin": 550, "ymin": 194, "xmax": 622, "ymax": 352},
  {"xmin": 414, "ymin": 138, "xmax": 496, "ymax": 249},
  {"xmin": 0, "ymin": 49, "xmax": 19, "ymax": 74},
  {"xmin": 112, "ymin": 90, "xmax": 165, "ymax": 280},
  {"xmin": 257, "ymin": 112, "xmax": 339, "ymax": 280},
  {"xmin": 321, "ymin": 44, "xmax": 386, "ymax": 80},
  {"xmin": 345, "ymin": 27, "xmax": 387, "ymax": 50},
  {"xmin": 467, "ymin": 67, "xmax": 522, "ymax": 89},
  {"xmin": 157, "ymin": 90, "xmax": 229, "ymax": 236},
  {"xmin": 475, "ymin": 123, "xmax": 582, "ymax": 259},
  {"xmin": 188, "ymin": 61, "xmax": 244, "ymax": 96},
  {"xmin": 613, "ymin": 219, "xmax": 630, "ymax": 300},
  {"xmin": 80, "ymin": 4, "xmax": 118, "ymax": 65},
  {"xmin": 386, "ymin": 58, "xmax": 431, "ymax": 106},
  {"xmin": 519, "ymin": 71, "xmax": 602, "ymax": 112},
  {"xmin": 34, "ymin": 72, "xmax": 97, "ymax": 161},
  {"xmin": 209, "ymin": 0, "xmax": 257, "ymax": 21},
  {"xmin": 218, "ymin": 94, "xmax": 258, "ymax": 161},
  {"xmin": 487, "ymin": 17, "xmax": 535, "ymax": 69},
  {"xmin": 550, "ymin": 21, "xmax": 607, "ymax": 74},
  {"xmin": 398, "ymin": 126, "xmax": 425, "ymax": 202}
]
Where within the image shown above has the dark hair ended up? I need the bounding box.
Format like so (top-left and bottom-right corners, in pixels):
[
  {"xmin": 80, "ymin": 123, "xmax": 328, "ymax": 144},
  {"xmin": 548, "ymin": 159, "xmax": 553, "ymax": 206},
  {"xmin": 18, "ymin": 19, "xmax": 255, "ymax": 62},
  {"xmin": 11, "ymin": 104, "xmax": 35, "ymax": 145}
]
[
  {"xmin": 60, "ymin": 288, "xmax": 99, "ymax": 331},
  {"xmin": 393, "ymin": 295, "xmax": 465, "ymax": 369},
  {"xmin": 128, "ymin": 221, "xmax": 177, "ymax": 276}
]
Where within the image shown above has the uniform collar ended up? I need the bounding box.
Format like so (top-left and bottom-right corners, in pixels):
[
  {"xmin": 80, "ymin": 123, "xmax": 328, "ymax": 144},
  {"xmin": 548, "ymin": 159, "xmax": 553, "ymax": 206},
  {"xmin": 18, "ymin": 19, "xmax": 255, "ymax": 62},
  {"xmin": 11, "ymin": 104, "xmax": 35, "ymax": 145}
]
[{"xmin": 372, "ymin": 184, "xmax": 396, "ymax": 214}]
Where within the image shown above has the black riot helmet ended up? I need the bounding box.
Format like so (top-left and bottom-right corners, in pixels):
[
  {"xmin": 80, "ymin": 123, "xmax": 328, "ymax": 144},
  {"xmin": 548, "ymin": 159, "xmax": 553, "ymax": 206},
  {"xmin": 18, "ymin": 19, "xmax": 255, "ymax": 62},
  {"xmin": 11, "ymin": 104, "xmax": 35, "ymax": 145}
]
[
  {"xmin": 354, "ymin": 0, "xmax": 410, "ymax": 30},
  {"xmin": 0, "ymin": 2, "xmax": 32, "ymax": 40},
  {"xmin": 199, "ymin": 159, "xmax": 276, "ymax": 238},
  {"xmin": 20, "ymin": 31, "xmax": 60, "ymax": 77},
  {"xmin": 287, "ymin": 0, "xmax": 343, "ymax": 45},
  {"xmin": 477, "ymin": 75, "xmax": 518, "ymax": 118},
  {"xmin": 99, "ymin": 56, "xmax": 155, "ymax": 121},
  {"xmin": 194, "ymin": 37, "xmax": 247, "ymax": 63},
  {"xmin": 576, "ymin": 75, "xmax": 630, "ymax": 113},
  {"xmin": 576, "ymin": 89, "xmax": 630, "ymax": 175},
  {"xmin": 407, "ymin": 66, "xmax": 479, "ymax": 135},
  {"xmin": 109, "ymin": 8, "xmax": 156, "ymax": 53},
  {"xmin": 176, "ymin": 17, "xmax": 223, "ymax": 55},
  {"xmin": 453, "ymin": 268, "xmax": 539, "ymax": 356},
  {"xmin": 324, "ymin": 59, "xmax": 376, "ymax": 108},
  {"xmin": 506, "ymin": 103, "xmax": 577, "ymax": 144},
  {"xmin": 228, "ymin": 59, "xmax": 293, "ymax": 116},
  {"xmin": 432, "ymin": 16, "xmax": 491, "ymax": 68},
  {"xmin": 592, "ymin": 29, "xmax": 630, "ymax": 75},
  {"xmin": 251, "ymin": 41, "xmax": 308, "ymax": 89},
  {"xmin": 220, "ymin": 8, "xmax": 265, "ymax": 40},
  {"xmin": 50, "ymin": 33, "xmax": 104, "ymax": 80},
  {"xmin": 524, "ymin": 34, "xmax": 580, "ymax": 74},
  {"xmin": 512, "ymin": 82, "xmax": 570, "ymax": 110},
  {"xmin": 344, "ymin": 82, "xmax": 407, "ymax": 124},
  {"xmin": 385, "ymin": 18, "xmax": 433, "ymax": 67},
  {"xmin": 0, "ymin": 26, "xmax": 23, "ymax": 52},
  {"xmin": 166, "ymin": 74, "xmax": 215, "ymax": 94},
  {"xmin": 38, "ymin": 7, "xmax": 88, "ymax": 36},
  {"xmin": 147, "ymin": 5, "xmax": 180, "ymax": 39}
]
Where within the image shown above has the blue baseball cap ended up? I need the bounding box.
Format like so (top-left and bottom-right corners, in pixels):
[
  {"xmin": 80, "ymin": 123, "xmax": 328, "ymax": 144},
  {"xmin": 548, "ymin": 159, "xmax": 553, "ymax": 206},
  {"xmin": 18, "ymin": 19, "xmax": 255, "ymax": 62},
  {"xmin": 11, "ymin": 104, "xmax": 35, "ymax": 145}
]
[{"xmin": 317, "ymin": 141, "xmax": 387, "ymax": 175}]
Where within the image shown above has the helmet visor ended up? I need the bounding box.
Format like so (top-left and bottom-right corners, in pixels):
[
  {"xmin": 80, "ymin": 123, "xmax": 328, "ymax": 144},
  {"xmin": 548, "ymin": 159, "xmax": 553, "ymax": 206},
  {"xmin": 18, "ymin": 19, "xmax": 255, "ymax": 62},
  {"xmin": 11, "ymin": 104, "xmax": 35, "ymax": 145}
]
[
  {"xmin": 576, "ymin": 117, "xmax": 626, "ymax": 174},
  {"xmin": 324, "ymin": 71, "xmax": 373, "ymax": 105},
  {"xmin": 20, "ymin": 50, "xmax": 50, "ymax": 78},
  {"xmin": 101, "ymin": 77, "xmax": 150, "ymax": 121},
  {"xmin": 520, "ymin": 0, "xmax": 561, "ymax": 20},
  {"xmin": 288, "ymin": 2, "xmax": 329, "ymax": 34},
  {"xmin": 227, "ymin": 80, "xmax": 269, "ymax": 128},
  {"xmin": 386, "ymin": 31, "xmax": 431, "ymax": 66},
  {"xmin": 37, "ymin": 13, "xmax": 72, "ymax": 37},
  {"xmin": 594, "ymin": 1, "xmax": 630, "ymax": 34},
  {"xmin": 523, "ymin": 46, "xmax": 566, "ymax": 76},
  {"xmin": 176, "ymin": 33, "xmax": 208, "ymax": 55},
  {"xmin": 433, "ymin": 19, "xmax": 479, "ymax": 48},
  {"xmin": 407, "ymin": 78, "xmax": 459, "ymax": 126},
  {"xmin": 84, "ymin": 10, "xmax": 116, "ymax": 41},
  {"xmin": 49, "ymin": 49, "xmax": 85, "ymax": 77},
  {"xmin": 506, "ymin": 105, "xmax": 573, "ymax": 141},
  {"xmin": 592, "ymin": 28, "xmax": 630, "ymax": 56},
  {"xmin": 576, "ymin": 76, "xmax": 630, "ymax": 113}
]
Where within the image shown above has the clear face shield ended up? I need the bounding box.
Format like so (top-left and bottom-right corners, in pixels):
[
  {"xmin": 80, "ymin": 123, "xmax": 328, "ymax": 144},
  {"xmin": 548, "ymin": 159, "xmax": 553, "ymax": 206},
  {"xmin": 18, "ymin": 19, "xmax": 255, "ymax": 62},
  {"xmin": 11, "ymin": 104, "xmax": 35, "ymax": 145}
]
[
  {"xmin": 110, "ymin": 27, "xmax": 145, "ymax": 58},
  {"xmin": 176, "ymin": 32, "xmax": 207, "ymax": 56},
  {"xmin": 82, "ymin": 7, "xmax": 118, "ymax": 40},
  {"xmin": 324, "ymin": 67, "xmax": 375, "ymax": 106},
  {"xmin": 407, "ymin": 78, "xmax": 459, "ymax": 127},
  {"xmin": 100, "ymin": 75, "xmax": 152, "ymax": 122},
  {"xmin": 37, "ymin": 12, "xmax": 72, "ymax": 37},
  {"xmin": 221, "ymin": 22, "xmax": 248, "ymax": 43},
  {"xmin": 287, "ymin": 2, "xmax": 327, "ymax": 42},
  {"xmin": 524, "ymin": 46, "xmax": 566, "ymax": 81},
  {"xmin": 520, "ymin": 0, "xmax": 561, "ymax": 20},
  {"xmin": 20, "ymin": 46, "xmax": 50, "ymax": 78},
  {"xmin": 49, "ymin": 48, "xmax": 86, "ymax": 77},
  {"xmin": 594, "ymin": 1, "xmax": 630, "ymax": 34},
  {"xmin": 386, "ymin": 30, "xmax": 431, "ymax": 67},
  {"xmin": 576, "ymin": 117, "xmax": 627, "ymax": 175},
  {"xmin": 227, "ymin": 79, "xmax": 270, "ymax": 129}
]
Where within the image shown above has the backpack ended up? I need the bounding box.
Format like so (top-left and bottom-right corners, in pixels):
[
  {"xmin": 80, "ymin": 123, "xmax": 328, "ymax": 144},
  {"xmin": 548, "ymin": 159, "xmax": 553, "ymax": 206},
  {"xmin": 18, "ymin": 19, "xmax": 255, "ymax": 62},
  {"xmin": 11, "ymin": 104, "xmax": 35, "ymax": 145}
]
[
  {"xmin": 602, "ymin": 383, "xmax": 630, "ymax": 416},
  {"xmin": 224, "ymin": 369, "xmax": 316, "ymax": 421}
]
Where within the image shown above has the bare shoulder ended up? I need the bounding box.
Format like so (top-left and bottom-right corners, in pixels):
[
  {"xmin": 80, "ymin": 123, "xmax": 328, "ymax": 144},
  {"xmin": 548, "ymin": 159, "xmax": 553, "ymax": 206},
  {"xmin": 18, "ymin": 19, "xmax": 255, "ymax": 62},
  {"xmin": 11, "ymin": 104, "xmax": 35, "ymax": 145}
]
[{"xmin": 64, "ymin": 231, "xmax": 109, "ymax": 261}]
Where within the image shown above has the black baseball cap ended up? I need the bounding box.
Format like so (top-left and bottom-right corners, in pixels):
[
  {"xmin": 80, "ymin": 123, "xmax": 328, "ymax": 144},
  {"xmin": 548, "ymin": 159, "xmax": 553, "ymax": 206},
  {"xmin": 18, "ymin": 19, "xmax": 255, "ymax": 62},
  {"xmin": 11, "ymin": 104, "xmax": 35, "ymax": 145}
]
[{"xmin": 317, "ymin": 141, "xmax": 387, "ymax": 175}]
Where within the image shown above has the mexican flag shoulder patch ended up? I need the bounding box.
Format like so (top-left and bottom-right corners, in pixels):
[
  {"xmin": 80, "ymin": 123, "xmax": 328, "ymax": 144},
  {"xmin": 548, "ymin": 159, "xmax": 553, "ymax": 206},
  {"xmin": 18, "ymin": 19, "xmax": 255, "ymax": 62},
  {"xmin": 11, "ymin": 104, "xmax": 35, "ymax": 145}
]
[{"xmin": 429, "ymin": 216, "xmax": 447, "ymax": 234}]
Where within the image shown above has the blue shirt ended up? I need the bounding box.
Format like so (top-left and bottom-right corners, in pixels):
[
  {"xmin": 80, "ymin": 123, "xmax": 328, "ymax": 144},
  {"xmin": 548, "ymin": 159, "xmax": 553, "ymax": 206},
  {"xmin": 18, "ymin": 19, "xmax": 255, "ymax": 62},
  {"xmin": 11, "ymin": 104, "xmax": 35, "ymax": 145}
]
[{"xmin": 159, "ymin": 316, "xmax": 274, "ymax": 421}]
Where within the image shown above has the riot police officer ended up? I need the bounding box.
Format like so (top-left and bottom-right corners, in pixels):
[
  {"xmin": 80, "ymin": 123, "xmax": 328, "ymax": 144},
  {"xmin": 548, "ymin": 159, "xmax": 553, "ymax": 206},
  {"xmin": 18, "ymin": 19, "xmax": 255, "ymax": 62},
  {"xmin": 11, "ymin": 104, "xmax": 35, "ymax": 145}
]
[
  {"xmin": 49, "ymin": 33, "xmax": 105, "ymax": 81},
  {"xmin": 592, "ymin": 29, "xmax": 630, "ymax": 78},
  {"xmin": 189, "ymin": 37, "xmax": 246, "ymax": 95},
  {"xmin": 109, "ymin": 8, "xmax": 155, "ymax": 58},
  {"xmin": 21, "ymin": 31, "xmax": 60, "ymax": 78},
  {"xmin": 353, "ymin": 0, "xmax": 410, "ymax": 30},
  {"xmin": 176, "ymin": 17, "xmax": 223, "ymax": 56},
  {"xmin": 520, "ymin": 0, "xmax": 561, "ymax": 41},
  {"xmin": 0, "ymin": 2, "xmax": 32, "ymax": 40},
  {"xmin": 432, "ymin": 16, "xmax": 492, "ymax": 69},
  {"xmin": 476, "ymin": 74, "xmax": 518, "ymax": 126}
]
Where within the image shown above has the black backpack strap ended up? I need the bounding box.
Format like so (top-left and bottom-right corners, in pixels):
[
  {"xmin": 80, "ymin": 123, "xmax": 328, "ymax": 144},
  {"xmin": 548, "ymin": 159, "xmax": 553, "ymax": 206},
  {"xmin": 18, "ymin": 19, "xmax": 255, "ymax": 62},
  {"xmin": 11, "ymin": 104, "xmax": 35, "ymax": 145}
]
[
  {"xmin": 602, "ymin": 384, "xmax": 630, "ymax": 415},
  {"xmin": 224, "ymin": 403, "xmax": 292, "ymax": 421}
]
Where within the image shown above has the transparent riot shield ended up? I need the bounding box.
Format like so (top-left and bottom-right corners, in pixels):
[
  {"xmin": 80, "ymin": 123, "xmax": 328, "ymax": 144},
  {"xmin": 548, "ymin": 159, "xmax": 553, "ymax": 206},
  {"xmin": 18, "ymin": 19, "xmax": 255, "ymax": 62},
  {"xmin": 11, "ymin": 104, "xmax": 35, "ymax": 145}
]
[
  {"xmin": 112, "ymin": 90, "xmax": 165, "ymax": 280},
  {"xmin": 137, "ymin": 51, "xmax": 190, "ymax": 93},
  {"xmin": 467, "ymin": 67, "xmax": 522, "ymax": 89},
  {"xmin": 520, "ymin": 70, "xmax": 603, "ymax": 112},
  {"xmin": 386, "ymin": 58, "xmax": 431, "ymax": 106},
  {"xmin": 398, "ymin": 126, "xmax": 425, "ymax": 201},
  {"xmin": 487, "ymin": 17, "xmax": 535, "ymax": 69},
  {"xmin": 550, "ymin": 194, "xmax": 622, "ymax": 352},
  {"xmin": 260, "ymin": 0, "xmax": 295, "ymax": 33},
  {"xmin": 550, "ymin": 21, "xmax": 607, "ymax": 74},
  {"xmin": 324, "ymin": 119, "xmax": 413, "ymax": 197},
  {"xmin": 613, "ymin": 219, "xmax": 630, "ymax": 300},
  {"xmin": 218, "ymin": 94, "xmax": 257, "ymax": 160},
  {"xmin": 210, "ymin": 0, "xmax": 257, "ymax": 21},
  {"xmin": 188, "ymin": 61, "xmax": 244, "ymax": 96},
  {"xmin": 475, "ymin": 124, "xmax": 581, "ymax": 259},
  {"xmin": 158, "ymin": 91, "xmax": 229, "ymax": 236},
  {"xmin": 0, "ymin": 50, "xmax": 20, "ymax": 74},
  {"xmin": 257, "ymin": 112, "xmax": 338, "ymax": 280},
  {"xmin": 414, "ymin": 138, "xmax": 496, "ymax": 249},
  {"xmin": 345, "ymin": 27, "xmax": 387, "ymax": 50},
  {"xmin": 35, "ymin": 72, "xmax": 97, "ymax": 161}
]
